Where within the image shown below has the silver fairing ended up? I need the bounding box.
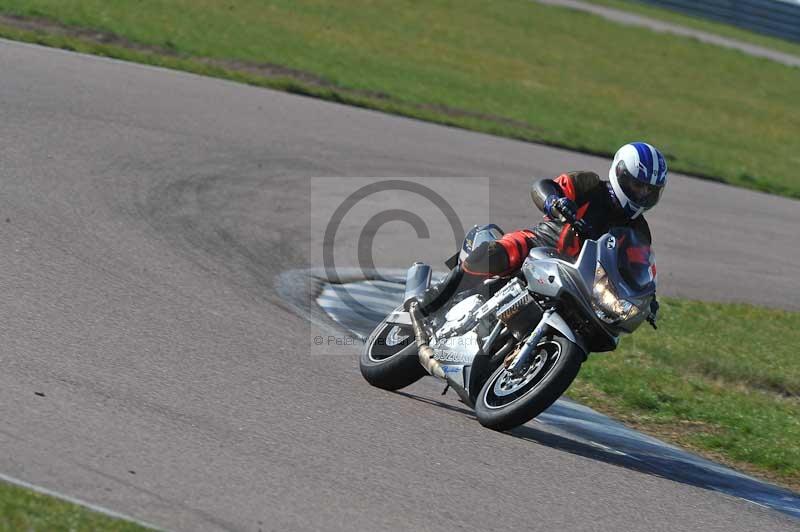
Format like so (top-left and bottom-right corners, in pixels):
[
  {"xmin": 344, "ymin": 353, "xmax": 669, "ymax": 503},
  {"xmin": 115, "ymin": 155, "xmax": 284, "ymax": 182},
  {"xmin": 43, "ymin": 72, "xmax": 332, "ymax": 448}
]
[
  {"xmin": 522, "ymin": 231, "xmax": 655, "ymax": 340},
  {"xmin": 522, "ymin": 242, "xmax": 596, "ymax": 302}
]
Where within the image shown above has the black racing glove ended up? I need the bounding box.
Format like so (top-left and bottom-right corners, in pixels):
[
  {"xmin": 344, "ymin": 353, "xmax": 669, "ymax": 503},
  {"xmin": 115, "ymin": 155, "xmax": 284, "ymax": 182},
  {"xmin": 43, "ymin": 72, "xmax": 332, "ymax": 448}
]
[
  {"xmin": 545, "ymin": 195, "xmax": 578, "ymax": 223},
  {"xmin": 545, "ymin": 196, "xmax": 591, "ymax": 237}
]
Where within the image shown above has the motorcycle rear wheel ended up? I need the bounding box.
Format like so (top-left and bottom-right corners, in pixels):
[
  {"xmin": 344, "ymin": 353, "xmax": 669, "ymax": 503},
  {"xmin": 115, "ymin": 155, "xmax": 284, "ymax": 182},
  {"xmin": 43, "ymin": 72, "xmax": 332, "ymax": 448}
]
[
  {"xmin": 359, "ymin": 310, "xmax": 427, "ymax": 390},
  {"xmin": 475, "ymin": 334, "xmax": 582, "ymax": 431}
]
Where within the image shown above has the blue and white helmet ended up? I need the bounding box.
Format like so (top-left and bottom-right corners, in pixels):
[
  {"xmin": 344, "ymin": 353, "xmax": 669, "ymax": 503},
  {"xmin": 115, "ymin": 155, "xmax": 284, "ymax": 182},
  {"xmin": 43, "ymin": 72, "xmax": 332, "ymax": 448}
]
[{"xmin": 608, "ymin": 142, "xmax": 668, "ymax": 219}]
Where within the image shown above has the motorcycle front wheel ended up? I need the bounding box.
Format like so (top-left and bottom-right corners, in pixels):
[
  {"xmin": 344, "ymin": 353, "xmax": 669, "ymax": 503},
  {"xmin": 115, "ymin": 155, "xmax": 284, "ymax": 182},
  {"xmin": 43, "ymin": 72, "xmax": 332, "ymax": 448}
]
[
  {"xmin": 359, "ymin": 309, "xmax": 427, "ymax": 390},
  {"xmin": 475, "ymin": 334, "xmax": 583, "ymax": 431}
]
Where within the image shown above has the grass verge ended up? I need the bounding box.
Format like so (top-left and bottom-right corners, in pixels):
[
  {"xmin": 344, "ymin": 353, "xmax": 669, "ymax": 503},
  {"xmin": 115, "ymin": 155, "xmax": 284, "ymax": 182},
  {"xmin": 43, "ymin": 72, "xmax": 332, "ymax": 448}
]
[
  {"xmin": 0, "ymin": 480, "xmax": 151, "ymax": 531},
  {"xmin": 568, "ymin": 297, "xmax": 800, "ymax": 491},
  {"xmin": 586, "ymin": 0, "xmax": 800, "ymax": 58},
  {"xmin": 0, "ymin": 1, "xmax": 798, "ymax": 199}
]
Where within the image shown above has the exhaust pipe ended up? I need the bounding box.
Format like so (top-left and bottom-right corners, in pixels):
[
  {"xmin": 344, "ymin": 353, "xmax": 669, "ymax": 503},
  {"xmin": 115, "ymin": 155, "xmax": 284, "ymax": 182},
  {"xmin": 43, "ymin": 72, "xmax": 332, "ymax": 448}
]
[{"xmin": 408, "ymin": 303, "xmax": 446, "ymax": 379}]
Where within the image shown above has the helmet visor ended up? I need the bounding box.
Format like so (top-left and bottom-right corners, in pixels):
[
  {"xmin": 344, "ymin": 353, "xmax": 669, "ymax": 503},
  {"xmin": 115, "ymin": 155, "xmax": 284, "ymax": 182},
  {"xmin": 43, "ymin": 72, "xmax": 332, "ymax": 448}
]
[{"xmin": 617, "ymin": 164, "xmax": 663, "ymax": 209}]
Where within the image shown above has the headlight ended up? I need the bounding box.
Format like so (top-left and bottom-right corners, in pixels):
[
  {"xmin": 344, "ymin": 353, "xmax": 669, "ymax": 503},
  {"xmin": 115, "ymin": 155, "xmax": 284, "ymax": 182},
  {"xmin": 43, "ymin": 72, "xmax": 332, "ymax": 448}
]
[{"xmin": 592, "ymin": 263, "xmax": 639, "ymax": 324}]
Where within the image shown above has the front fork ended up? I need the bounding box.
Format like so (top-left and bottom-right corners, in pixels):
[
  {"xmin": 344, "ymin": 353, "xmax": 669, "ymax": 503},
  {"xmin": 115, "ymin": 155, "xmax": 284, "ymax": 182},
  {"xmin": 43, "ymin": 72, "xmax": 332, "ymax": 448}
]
[{"xmin": 506, "ymin": 308, "xmax": 556, "ymax": 375}]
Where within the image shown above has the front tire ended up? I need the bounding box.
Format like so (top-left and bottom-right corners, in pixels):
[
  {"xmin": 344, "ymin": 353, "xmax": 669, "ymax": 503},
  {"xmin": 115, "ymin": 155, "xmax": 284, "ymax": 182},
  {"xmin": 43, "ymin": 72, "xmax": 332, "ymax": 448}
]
[
  {"xmin": 359, "ymin": 310, "xmax": 427, "ymax": 390},
  {"xmin": 475, "ymin": 334, "xmax": 582, "ymax": 431}
]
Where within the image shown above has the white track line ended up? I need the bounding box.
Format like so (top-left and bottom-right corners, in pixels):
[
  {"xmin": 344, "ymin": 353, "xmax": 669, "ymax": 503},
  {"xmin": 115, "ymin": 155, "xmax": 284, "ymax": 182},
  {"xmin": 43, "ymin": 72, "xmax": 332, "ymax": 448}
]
[
  {"xmin": 535, "ymin": 0, "xmax": 800, "ymax": 68},
  {"xmin": 0, "ymin": 472, "xmax": 164, "ymax": 531}
]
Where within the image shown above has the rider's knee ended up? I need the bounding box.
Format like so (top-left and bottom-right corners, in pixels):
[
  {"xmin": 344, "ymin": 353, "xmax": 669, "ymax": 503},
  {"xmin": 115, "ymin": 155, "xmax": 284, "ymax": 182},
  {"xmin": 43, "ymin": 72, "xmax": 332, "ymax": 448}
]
[{"xmin": 462, "ymin": 241, "xmax": 510, "ymax": 276}]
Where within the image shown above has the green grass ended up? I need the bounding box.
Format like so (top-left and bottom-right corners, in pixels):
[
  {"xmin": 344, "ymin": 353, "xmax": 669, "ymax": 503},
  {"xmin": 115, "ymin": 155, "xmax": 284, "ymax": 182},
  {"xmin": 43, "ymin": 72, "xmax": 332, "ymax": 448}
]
[
  {"xmin": 586, "ymin": 0, "xmax": 800, "ymax": 58},
  {"xmin": 0, "ymin": 481, "xmax": 151, "ymax": 531},
  {"xmin": 0, "ymin": 1, "xmax": 799, "ymax": 199},
  {"xmin": 568, "ymin": 298, "xmax": 800, "ymax": 489}
]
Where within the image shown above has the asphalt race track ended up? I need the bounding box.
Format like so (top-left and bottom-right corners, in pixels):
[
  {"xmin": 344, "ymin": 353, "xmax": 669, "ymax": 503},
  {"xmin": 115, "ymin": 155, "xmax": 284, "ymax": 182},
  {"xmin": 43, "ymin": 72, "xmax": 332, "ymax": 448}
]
[
  {"xmin": 304, "ymin": 273, "xmax": 800, "ymax": 518},
  {"xmin": 1, "ymin": 39, "xmax": 798, "ymax": 531}
]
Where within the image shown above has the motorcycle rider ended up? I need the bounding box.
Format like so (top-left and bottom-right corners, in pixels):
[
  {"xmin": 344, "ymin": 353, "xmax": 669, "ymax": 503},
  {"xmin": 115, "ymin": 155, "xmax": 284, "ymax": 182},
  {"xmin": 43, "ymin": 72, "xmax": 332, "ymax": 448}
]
[{"xmin": 414, "ymin": 142, "xmax": 667, "ymax": 325}]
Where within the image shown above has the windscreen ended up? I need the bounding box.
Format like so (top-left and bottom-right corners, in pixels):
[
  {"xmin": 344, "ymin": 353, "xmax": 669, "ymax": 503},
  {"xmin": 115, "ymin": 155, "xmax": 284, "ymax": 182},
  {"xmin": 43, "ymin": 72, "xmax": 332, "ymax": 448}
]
[{"xmin": 614, "ymin": 228, "xmax": 656, "ymax": 290}]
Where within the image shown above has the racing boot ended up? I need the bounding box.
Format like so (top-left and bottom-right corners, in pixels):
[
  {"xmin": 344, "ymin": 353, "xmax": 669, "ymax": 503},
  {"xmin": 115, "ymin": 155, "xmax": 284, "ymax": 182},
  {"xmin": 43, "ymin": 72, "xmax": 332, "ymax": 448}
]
[{"xmin": 413, "ymin": 265, "xmax": 464, "ymax": 316}]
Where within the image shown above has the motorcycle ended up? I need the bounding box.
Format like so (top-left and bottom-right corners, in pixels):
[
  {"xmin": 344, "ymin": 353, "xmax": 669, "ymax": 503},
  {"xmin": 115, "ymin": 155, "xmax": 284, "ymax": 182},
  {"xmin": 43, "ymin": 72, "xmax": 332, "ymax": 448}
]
[{"xmin": 359, "ymin": 224, "xmax": 658, "ymax": 431}]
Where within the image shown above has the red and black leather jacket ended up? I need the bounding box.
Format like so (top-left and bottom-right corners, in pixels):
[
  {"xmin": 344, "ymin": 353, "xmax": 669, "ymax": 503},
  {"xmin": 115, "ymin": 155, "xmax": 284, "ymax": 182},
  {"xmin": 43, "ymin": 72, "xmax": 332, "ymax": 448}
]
[{"xmin": 465, "ymin": 172, "xmax": 652, "ymax": 276}]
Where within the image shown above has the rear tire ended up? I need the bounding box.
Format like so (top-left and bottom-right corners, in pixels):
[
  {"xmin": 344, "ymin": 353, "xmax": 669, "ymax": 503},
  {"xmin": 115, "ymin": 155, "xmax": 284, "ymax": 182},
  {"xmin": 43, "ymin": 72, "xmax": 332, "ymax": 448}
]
[
  {"xmin": 475, "ymin": 334, "xmax": 582, "ymax": 431},
  {"xmin": 359, "ymin": 310, "xmax": 427, "ymax": 391}
]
